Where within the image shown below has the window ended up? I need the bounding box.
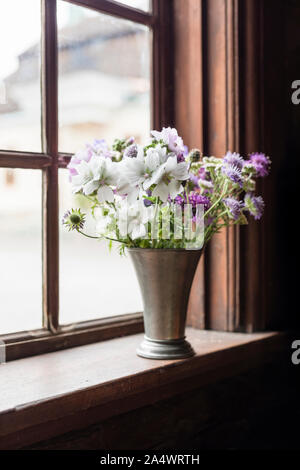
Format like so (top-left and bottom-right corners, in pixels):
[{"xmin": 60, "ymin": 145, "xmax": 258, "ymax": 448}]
[{"xmin": 0, "ymin": 0, "xmax": 172, "ymax": 360}]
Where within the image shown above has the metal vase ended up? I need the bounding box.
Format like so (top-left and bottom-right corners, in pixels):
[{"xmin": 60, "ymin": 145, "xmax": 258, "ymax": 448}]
[{"xmin": 128, "ymin": 248, "xmax": 202, "ymax": 360}]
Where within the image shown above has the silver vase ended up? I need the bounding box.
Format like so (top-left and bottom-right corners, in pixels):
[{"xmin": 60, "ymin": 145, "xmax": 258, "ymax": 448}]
[{"xmin": 128, "ymin": 248, "xmax": 202, "ymax": 360}]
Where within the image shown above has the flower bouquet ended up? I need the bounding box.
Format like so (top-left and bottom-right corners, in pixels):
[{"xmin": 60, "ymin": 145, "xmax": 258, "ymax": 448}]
[{"xmin": 63, "ymin": 127, "xmax": 270, "ymax": 359}]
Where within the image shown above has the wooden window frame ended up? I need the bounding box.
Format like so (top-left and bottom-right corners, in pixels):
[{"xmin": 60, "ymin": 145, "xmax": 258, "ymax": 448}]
[{"xmin": 0, "ymin": 0, "xmax": 174, "ymax": 361}]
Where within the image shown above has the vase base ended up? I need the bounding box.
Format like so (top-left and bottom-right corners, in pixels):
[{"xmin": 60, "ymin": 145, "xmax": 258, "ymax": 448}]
[{"xmin": 137, "ymin": 336, "xmax": 195, "ymax": 360}]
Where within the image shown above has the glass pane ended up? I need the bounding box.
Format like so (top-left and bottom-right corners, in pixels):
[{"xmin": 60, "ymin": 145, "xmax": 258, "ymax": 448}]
[
  {"xmin": 0, "ymin": 169, "xmax": 42, "ymax": 334},
  {"xmin": 59, "ymin": 169, "xmax": 143, "ymax": 325},
  {"xmin": 113, "ymin": 0, "xmax": 151, "ymax": 12},
  {"xmin": 57, "ymin": 1, "xmax": 151, "ymax": 153},
  {"xmin": 0, "ymin": 0, "xmax": 41, "ymax": 152}
]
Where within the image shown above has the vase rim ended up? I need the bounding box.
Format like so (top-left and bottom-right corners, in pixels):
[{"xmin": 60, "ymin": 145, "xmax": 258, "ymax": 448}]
[{"xmin": 127, "ymin": 247, "xmax": 203, "ymax": 253}]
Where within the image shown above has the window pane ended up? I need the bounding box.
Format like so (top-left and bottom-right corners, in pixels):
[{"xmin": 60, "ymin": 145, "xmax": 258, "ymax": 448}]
[
  {"xmin": 113, "ymin": 0, "xmax": 151, "ymax": 12},
  {"xmin": 57, "ymin": 2, "xmax": 151, "ymax": 153},
  {"xmin": 59, "ymin": 170, "xmax": 143, "ymax": 325},
  {"xmin": 0, "ymin": 169, "xmax": 42, "ymax": 334},
  {"xmin": 0, "ymin": 0, "xmax": 41, "ymax": 152}
]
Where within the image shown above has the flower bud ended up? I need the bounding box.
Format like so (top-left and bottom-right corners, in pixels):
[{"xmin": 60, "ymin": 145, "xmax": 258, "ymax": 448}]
[
  {"xmin": 124, "ymin": 143, "xmax": 138, "ymax": 158},
  {"xmin": 189, "ymin": 149, "xmax": 201, "ymax": 162},
  {"xmin": 62, "ymin": 208, "xmax": 86, "ymax": 231}
]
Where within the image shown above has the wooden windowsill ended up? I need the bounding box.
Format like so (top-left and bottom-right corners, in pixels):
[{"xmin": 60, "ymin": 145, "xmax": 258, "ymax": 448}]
[{"xmin": 0, "ymin": 328, "xmax": 287, "ymax": 449}]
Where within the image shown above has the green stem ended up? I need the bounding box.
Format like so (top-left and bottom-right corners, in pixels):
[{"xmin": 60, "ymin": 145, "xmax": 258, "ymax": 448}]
[
  {"xmin": 77, "ymin": 230, "xmax": 99, "ymax": 240},
  {"xmin": 152, "ymin": 198, "xmax": 160, "ymax": 248},
  {"xmin": 84, "ymin": 195, "xmax": 98, "ymax": 204},
  {"xmin": 104, "ymin": 236, "xmax": 124, "ymax": 244},
  {"xmin": 204, "ymin": 182, "xmax": 228, "ymax": 218},
  {"xmin": 217, "ymin": 209, "xmax": 229, "ymax": 220},
  {"xmin": 76, "ymin": 228, "xmax": 99, "ymax": 240}
]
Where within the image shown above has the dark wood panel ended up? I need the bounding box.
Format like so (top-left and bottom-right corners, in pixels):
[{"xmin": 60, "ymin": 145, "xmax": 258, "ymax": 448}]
[
  {"xmin": 24, "ymin": 360, "xmax": 298, "ymax": 450},
  {"xmin": 238, "ymin": 0, "xmax": 288, "ymax": 332},
  {"xmin": 238, "ymin": 0, "xmax": 265, "ymax": 332},
  {"xmin": 173, "ymin": 0, "xmax": 205, "ymax": 329},
  {"xmin": 173, "ymin": 0, "xmax": 203, "ymax": 147},
  {"xmin": 202, "ymin": 0, "xmax": 235, "ymax": 331}
]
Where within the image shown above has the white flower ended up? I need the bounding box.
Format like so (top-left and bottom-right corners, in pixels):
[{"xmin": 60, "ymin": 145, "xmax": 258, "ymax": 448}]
[
  {"xmin": 199, "ymin": 179, "xmax": 214, "ymax": 190},
  {"xmin": 94, "ymin": 207, "xmax": 116, "ymax": 237},
  {"xmin": 71, "ymin": 156, "xmax": 118, "ymax": 203},
  {"xmin": 118, "ymin": 200, "xmax": 150, "ymax": 240},
  {"xmin": 151, "ymin": 127, "xmax": 185, "ymax": 155},
  {"xmin": 144, "ymin": 156, "xmax": 189, "ymax": 202},
  {"xmin": 71, "ymin": 160, "xmax": 93, "ymax": 194},
  {"xmin": 117, "ymin": 145, "xmax": 166, "ymax": 202},
  {"xmin": 68, "ymin": 148, "xmax": 92, "ymax": 167},
  {"xmin": 118, "ymin": 146, "xmax": 146, "ymax": 187},
  {"xmin": 202, "ymin": 156, "xmax": 223, "ymax": 170},
  {"xmin": 145, "ymin": 144, "xmax": 169, "ymax": 166},
  {"xmin": 96, "ymin": 216, "xmax": 111, "ymax": 235}
]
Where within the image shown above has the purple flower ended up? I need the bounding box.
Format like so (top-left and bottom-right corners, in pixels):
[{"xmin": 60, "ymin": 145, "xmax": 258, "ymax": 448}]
[
  {"xmin": 189, "ymin": 193, "xmax": 210, "ymax": 211},
  {"xmin": 126, "ymin": 136, "xmax": 135, "ymax": 146},
  {"xmin": 88, "ymin": 139, "xmax": 112, "ymax": 158},
  {"xmin": 222, "ymin": 164, "xmax": 243, "ymax": 187},
  {"xmin": 124, "ymin": 143, "xmax": 139, "ymax": 158},
  {"xmin": 223, "ymin": 151, "xmax": 244, "ymax": 170},
  {"xmin": 222, "ymin": 151, "xmax": 246, "ymax": 187},
  {"xmin": 223, "ymin": 197, "xmax": 244, "ymax": 220},
  {"xmin": 244, "ymin": 193, "xmax": 265, "ymax": 220},
  {"xmin": 249, "ymin": 152, "xmax": 271, "ymax": 177},
  {"xmin": 174, "ymin": 195, "xmax": 185, "ymax": 206},
  {"xmin": 144, "ymin": 199, "xmax": 153, "ymax": 207},
  {"xmin": 68, "ymin": 167, "xmax": 78, "ymax": 177},
  {"xmin": 205, "ymin": 216, "xmax": 215, "ymax": 227},
  {"xmin": 189, "ymin": 173, "xmax": 199, "ymax": 188},
  {"xmin": 84, "ymin": 139, "xmax": 114, "ymax": 159},
  {"xmin": 198, "ymin": 167, "xmax": 207, "ymax": 180},
  {"xmin": 151, "ymin": 127, "xmax": 185, "ymax": 155},
  {"xmin": 177, "ymin": 153, "xmax": 186, "ymax": 163},
  {"xmin": 144, "ymin": 189, "xmax": 153, "ymax": 207}
]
